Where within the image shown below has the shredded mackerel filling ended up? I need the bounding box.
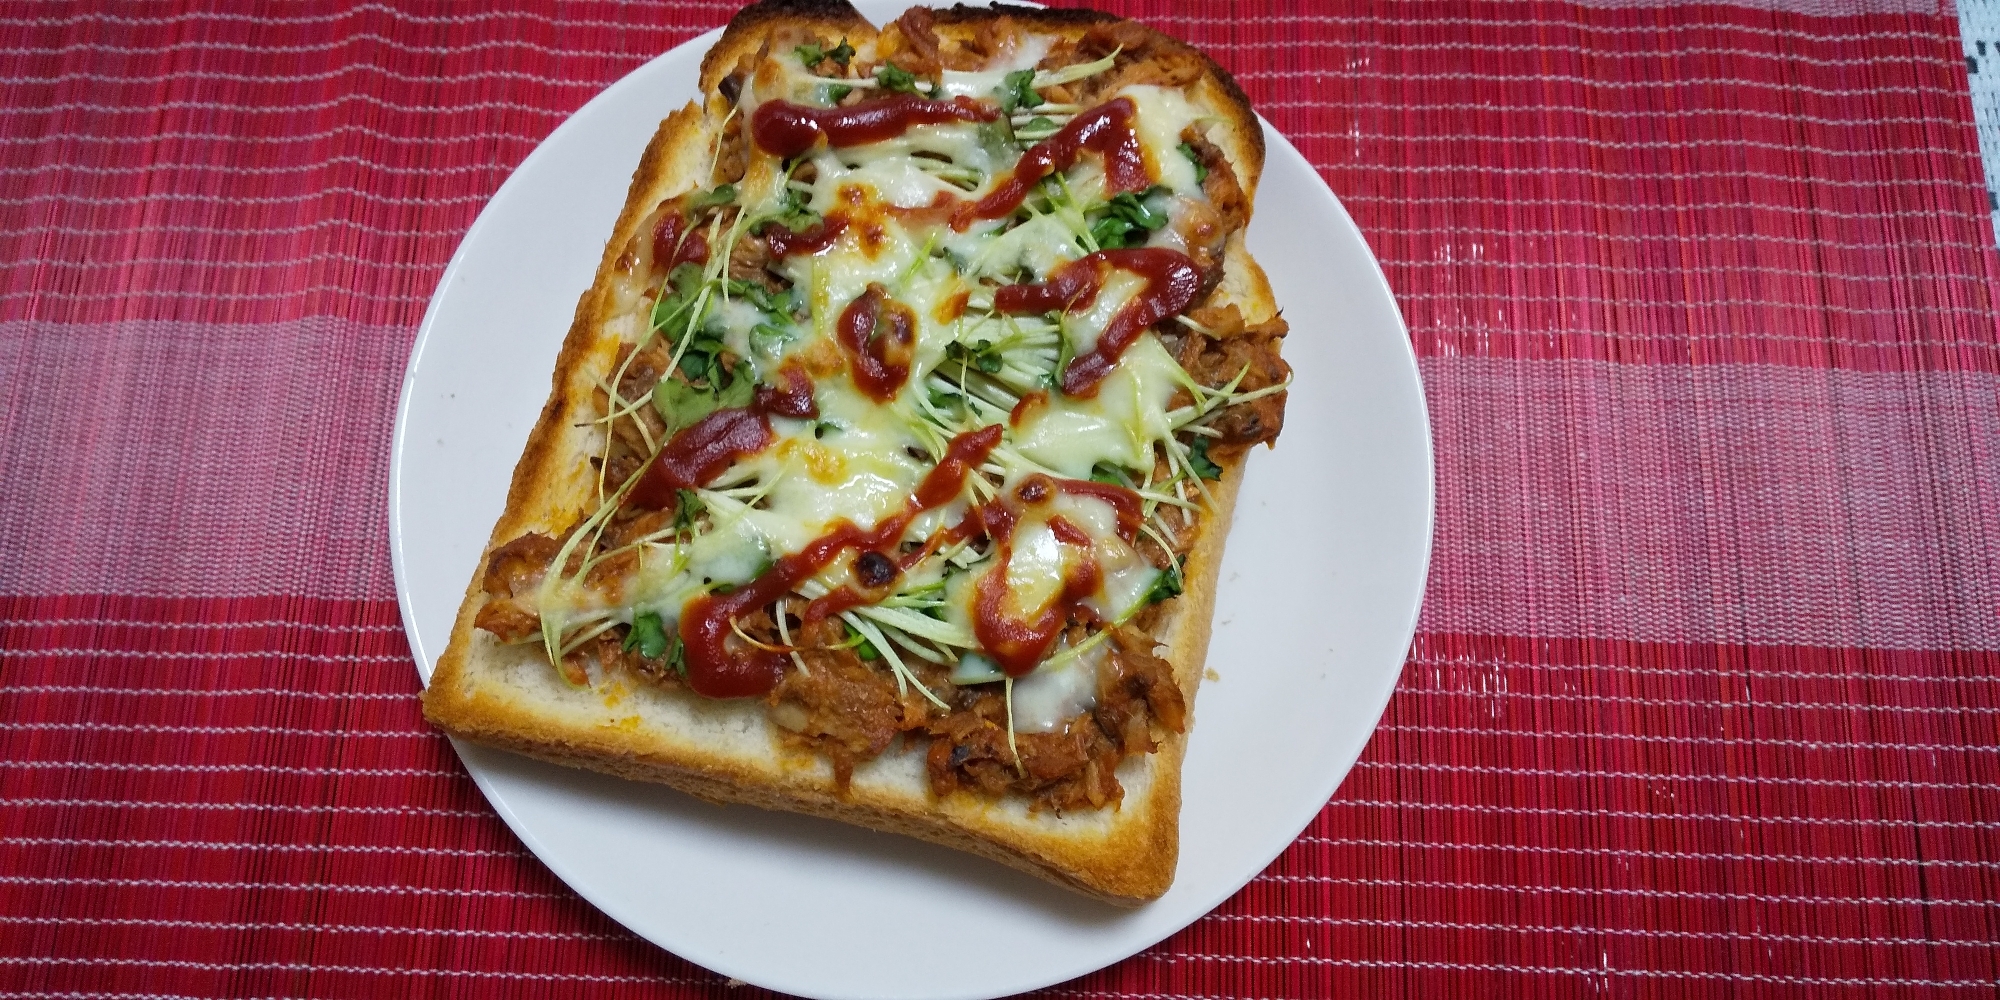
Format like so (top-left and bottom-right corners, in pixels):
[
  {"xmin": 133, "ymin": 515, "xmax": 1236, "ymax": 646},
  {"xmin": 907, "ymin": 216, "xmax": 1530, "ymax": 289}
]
[{"xmin": 473, "ymin": 11, "xmax": 1290, "ymax": 813}]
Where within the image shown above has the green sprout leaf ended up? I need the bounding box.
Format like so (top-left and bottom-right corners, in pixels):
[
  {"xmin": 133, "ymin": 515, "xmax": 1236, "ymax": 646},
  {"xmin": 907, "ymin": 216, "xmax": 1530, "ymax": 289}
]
[
  {"xmin": 768, "ymin": 186, "xmax": 819, "ymax": 234},
  {"xmin": 996, "ymin": 69, "xmax": 1042, "ymax": 114},
  {"xmin": 1087, "ymin": 191, "xmax": 1169, "ymax": 250},
  {"xmin": 973, "ymin": 116, "xmax": 1016, "ymax": 160},
  {"xmin": 717, "ymin": 361, "xmax": 757, "ymax": 410},
  {"xmin": 1145, "ymin": 565, "xmax": 1183, "ymax": 605},
  {"xmin": 653, "ymin": 377, "xmax": 717, "ymax": 432},
  {"xmin": 824, "ymin": 83, "xmax": 852, "ymax": 104},
  {"xmin": 650, "ymin": 262, "xmax": 708, "ymax": 333},
  {"xmin": 926, "ymin": 384, "xmax": 961, "ymax": 414},
  {"xmin": 1089, "ymin": 462, "xmax": 1136, "ymax": 488},
  {"xmin": 844, "ymin": 622, "xmax": 882, "ymax": 660},
  {"xmin": 673, "ymin": 489, "xmax": 704, "ymax": 533},
  {"xmin": 1109, "ymin": 191, "xmax": 1169, "ymax": 230},
  {"xmin": 688, "ymin": 184, "xmax": 737, "ymax": 209},
  {"xmin": 797, "ymin": 39, "xmax": 852, "ymax": 68},
  {"xmin": 623, "ymin": 611, "xmax": 670, "ymax": 659},
  {"xmin": 750, "ymin": 322, "xmax": 795, "ymax": 358},
  {"xmin": 1091, "ymin": 215, "xmax": 1133, "ymax": 249},
  {"xmin": 875, "ymin": 62, "xmax": 920, "ymax": 94},
  {"xmin": 945, "ymin": 339, "xmax": 1004, "ymax": 375},
  {"xmin": 1178, "ymin": 141, "xmax": 1209, "ymax": 183},
  {"xmin": 725, "ymin": 278, "xmax": 779, "ymax": 314},
  {"xmin": 1188, "ymin": 436, "xmax": 1223, "ymax": 480}
]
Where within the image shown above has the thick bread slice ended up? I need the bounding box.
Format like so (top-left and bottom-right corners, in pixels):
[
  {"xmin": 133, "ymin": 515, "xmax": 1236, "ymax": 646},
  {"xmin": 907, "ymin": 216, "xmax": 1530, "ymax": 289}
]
[{"xmin": 422, "ymin": 0, "xmax": 1280, "ymax": 905}]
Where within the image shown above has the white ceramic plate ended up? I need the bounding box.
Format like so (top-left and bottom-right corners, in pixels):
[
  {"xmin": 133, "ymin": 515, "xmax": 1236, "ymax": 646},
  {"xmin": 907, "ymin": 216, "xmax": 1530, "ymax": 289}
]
[{"xmin": 391, "ymin": 7, "xmax": 1432, "ymax": 997}]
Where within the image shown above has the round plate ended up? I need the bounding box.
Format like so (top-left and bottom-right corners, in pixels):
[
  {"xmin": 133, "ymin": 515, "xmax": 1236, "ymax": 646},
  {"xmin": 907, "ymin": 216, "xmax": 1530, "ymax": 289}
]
[{"xmin": 390, "ymin": 7, "xmax": 1432, "ymax": 998}]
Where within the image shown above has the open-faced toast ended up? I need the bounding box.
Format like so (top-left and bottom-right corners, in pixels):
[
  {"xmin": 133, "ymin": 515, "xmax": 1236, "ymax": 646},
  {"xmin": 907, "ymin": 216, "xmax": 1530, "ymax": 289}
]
[{"xmin": 421, "ymin": 0, "xmax": 1290, "ymax": 904}]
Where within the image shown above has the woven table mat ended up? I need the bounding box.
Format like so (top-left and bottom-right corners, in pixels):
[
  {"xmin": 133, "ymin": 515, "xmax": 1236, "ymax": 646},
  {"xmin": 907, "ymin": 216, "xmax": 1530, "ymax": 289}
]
[{"xmin": 3, "ymin": 1, "xmax": 1998, "ymax": 996}]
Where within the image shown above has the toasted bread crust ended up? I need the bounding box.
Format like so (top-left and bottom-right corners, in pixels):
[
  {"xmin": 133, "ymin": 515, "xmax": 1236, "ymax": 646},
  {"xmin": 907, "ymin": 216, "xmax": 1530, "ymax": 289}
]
[{"xmin": 423, "ymin": 0, "xmax": 1279, "ymax": 905}]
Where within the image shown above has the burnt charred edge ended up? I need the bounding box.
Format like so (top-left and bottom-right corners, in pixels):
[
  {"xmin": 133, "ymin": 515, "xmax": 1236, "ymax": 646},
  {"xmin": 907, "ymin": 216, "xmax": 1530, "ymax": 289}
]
[
  {"xmin": 927, "ymin": 2, "xmax": 1120, "ymax": 27},
  {"xmin": 726, "ymin": 0, "xmax": 869, "ymax": 30},
  {"xmin": 703, "ymin": 0, "xmax": 875, "ymax": 89}
]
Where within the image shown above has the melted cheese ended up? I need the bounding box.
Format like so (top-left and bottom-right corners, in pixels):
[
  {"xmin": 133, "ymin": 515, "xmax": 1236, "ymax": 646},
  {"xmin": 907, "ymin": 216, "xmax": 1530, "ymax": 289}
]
[
  {"xmin": 1010, "ymin": 644, "xmax": 1105, "ymax": 733},
  {"xmin": 1063, "ymin": 270, "xmax": 1147, "ymax": 358},
  {"xmin": 935, "ymin": 35, "xmax": 1054, "ymax": 99},
  {"xmin": 734, "ymin": 389, "xmax": 930, "ymax": 556},
  {"xmin": 1120, "ymin": 84, "xmax": 1206, "ymax": 195},
  {"xmin": 1052, "ymin": 491, "xmax": 1159, "ymax": 623},
  {"xmin": 1011, "ymin": 333, "xmax": 1182, "ymax": 477},
  {"xmin": 940, "ymin": 212, "xmax": 1085, "ymax": 283}
]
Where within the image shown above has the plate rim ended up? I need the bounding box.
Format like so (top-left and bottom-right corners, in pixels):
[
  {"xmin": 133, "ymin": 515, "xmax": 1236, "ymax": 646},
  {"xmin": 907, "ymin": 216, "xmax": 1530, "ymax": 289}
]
[{"xmin": 389, "ymin": 12, "xmax": 1433, "ymax": 997}]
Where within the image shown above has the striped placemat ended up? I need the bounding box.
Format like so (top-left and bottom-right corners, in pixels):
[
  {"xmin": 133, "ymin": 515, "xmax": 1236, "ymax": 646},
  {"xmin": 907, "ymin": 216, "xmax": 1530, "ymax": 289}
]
[{"xmin": 2, "ymin": 1, "xmax": 1997, "ymax": 996}]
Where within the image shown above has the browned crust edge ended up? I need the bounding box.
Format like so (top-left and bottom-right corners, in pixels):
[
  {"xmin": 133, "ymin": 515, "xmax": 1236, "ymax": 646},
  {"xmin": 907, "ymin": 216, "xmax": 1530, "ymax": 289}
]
[{"xmin": 423, "ymin": 0, "xmax": 1278, "ymax": 906}]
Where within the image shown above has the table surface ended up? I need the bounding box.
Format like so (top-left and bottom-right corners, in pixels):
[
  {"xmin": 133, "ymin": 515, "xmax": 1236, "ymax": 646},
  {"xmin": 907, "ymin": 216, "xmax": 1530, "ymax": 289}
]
[{"xmin": 3, "ymin": 1, "xmax": 1998, "ymax": 997}]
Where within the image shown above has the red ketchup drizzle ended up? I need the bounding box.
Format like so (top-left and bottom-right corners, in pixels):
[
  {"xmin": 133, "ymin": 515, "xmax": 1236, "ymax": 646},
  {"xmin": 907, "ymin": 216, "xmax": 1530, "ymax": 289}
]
[
  {"xmin": 1052, "ymin": 478, "xmax": 1143, "ymax": 541},
  {"xmin": 996, "ymin": 248, "xmax": 1201, "ymax": 398},
  {"xmin": 626, "ymin": 366, "xmax": 822, "ymax": 510},
  {"xmin": 754, "ymin": 360, "xmax": 819, "ymax": 419},
  {"xmin": 993, "ymin": 261, "xmax": 1102, "ymax": 316},
  {"xmin": 971, "ymin": 473, "xmax": 1113, "ymax": 677},
  {"xmin": 652, "ymin": 212, "xmax": 710, "ymax": 271},
  {"xmin": 678, "ymin": 425, "xmax": 1003, "ymax": 699},
  {"xmin": 801, "ymin": 585, "xmax": 872, "ymax": 623},
  {"xmin": 626, "ymin": 408, "xmax": 774, "ymax": 510},
  {"xmin": 762, "ymin": 215, "xmax": 849, "ymax": 258},
  {"xmin": 1008, "ymin": 390, "xmax": 1048, "ymax": 427},
  {"xmin": 953, "ymin": 98, "xmax": 1147, "ymax": 230},
  {"xmin": 751, "ymin": 95, "xmax": 998, "ymax": 158},
  {"xmin": 1046, "ymin": 515, "xmax": 1092, "ymax": 547},
  {"xmin": 836, "ymin": 284, "xmax": 918, "ymax": 401}
]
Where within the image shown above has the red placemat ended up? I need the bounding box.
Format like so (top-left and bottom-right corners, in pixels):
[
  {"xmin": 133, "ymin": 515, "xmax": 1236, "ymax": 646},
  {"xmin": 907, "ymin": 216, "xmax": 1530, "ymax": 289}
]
[{"xmin": 3, "ymin": 1, "xmax": 1998, "ymax": 997}]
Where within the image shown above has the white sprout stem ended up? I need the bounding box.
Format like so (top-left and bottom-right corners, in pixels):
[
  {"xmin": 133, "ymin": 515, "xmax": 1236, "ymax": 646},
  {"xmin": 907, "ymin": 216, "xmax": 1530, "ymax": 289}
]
[
  {"xmin": 841, "ymin": 612, "xmax": 949, "ymax": 710},
  {"xmin": 854, "ymin": 603, "xmax": 974, "ymax": 648},
  {"xmin": 807, "ymin": 75, "xmax": 878, "ymax": 88},
  {"xmin": 557, "ymin": 614, "xmax": 622, "ymax": 657},
  {"xmin": 729, "ymin": 615, "xmax": 789, "ymax": 654},
  {"xmin": 775, "ymin": 598, "xmax": 810, "ymax": 676},
  {"xmin": 706, "ymin": 104, "xmax": 740, "ymax": 183},
  {"xmin": 594, "ymin": 380, "xmax": 658, "ymax": 427},
  {"xmin": 1173, "ymin": 375, "xmax": 1293, "ymax": 431},
  {"xmin": 958, "ymin": 372, "xmax": 1020, "ymax": 409},
  {"xmin": 1174, "ymin": 313, "xmax": 1214, "ymax": 336},
  {"xmin": 878, "ymin": 626, "xmax": 951, "ymax": 665},
  {"xmin": 535, "ymin": 439, "xmax": 655, "ymax": 667},
  {"xmin": 593, "ymin": 376, "xmax": 656, "ymax": 453},
  {"xmin": 660, "ymin": 284, "xmax": 715, "ymax": 378},
  {"xmin": 1163, "ymin": 434, "xmax": 1219, "ymax": 510},
  {"xmin": 1139, "ymin": 520, "xmax": 1184, "ymax": 578},
  {"xmin": 1031, "ymin": 49, "xmax": 1119, "ymax": 88},
  {"xmin": 1134, "ymin": 487, "xmax": 1199, "ymax": 510},
  {"xmin": 1004, "ymin": 677, "xmax": 1023, "ymax": 774}
]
